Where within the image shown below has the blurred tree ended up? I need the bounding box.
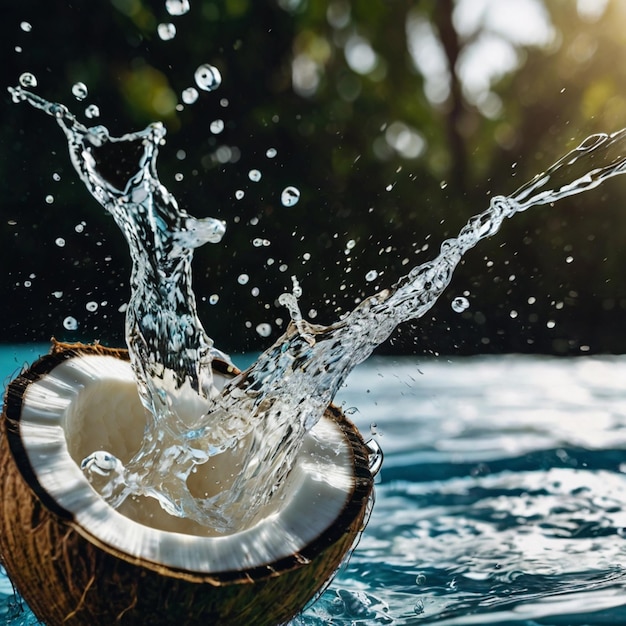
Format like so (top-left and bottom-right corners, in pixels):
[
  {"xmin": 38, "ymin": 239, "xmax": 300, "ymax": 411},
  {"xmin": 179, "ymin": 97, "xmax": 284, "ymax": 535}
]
[{"xmin": 2, "ymin": 0, "xmax": 626, "ymax": 355}]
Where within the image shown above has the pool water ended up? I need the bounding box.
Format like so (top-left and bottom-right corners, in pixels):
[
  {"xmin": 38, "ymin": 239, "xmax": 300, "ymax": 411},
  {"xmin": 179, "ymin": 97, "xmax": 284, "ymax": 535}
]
[{"xmin": 3, "ymin": 344, "xmax": 626, "ymax": 625}]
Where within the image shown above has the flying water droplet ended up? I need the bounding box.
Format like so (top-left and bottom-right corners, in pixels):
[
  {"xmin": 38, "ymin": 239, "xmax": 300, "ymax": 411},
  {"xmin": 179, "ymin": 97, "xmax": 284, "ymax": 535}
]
[
  {"xmin": 266, "ymin": 147, "xmax": 277, "ymax": 158},
  {"xmin": 366, "ymin": 439, "xmax": 384, "ymax": 476},
  {"xmin": 181, "ymin": 87, "xmax": 198, "ymax": 104},
  {"xmin": 71, "ymin": 82, "xmax": 88, "ymax": 101},
  {"xmin": 45, "ymin": 195, "xmax": 54, "ymax": 204},
  {"xmin": 85, "ymin": 104, "xmax": 100, "ymax": 119},
  {"xmin": 365, "ymin": 269, "xmax": 378, "ymax": 282},
  {"xmin": 19, "ymin": 72, "xmax": 37, "ymax": 88},
  {"xmin": 55, "ymin": 237, "xmax": 65, "ymax": 247},
  {"xmin": 20, "ymin": 21, "xmax": 32, "ymax": 32},
  {"xmin": 63, "ymin": 316, "xmax": 78, "ymax": 330},
  {"xmin": 256, "ymin": 323, "xmax": 272, "ymax": 338},
  {"xmin": 235, "ymin": 189, "xmax": 244, "ymax": 200},
  {"xmin": 194, "ymin": 64, "xmax": 222, "ymax": 92},
  {"xmin": 209, "ymin": 119, "xmax": 224, "ymax": 134},
  {"xmin": 451, "ymin": 296, "xmax": 470, "ymax": 313},
  {"xmin": 157, "ymin": 22, "xmax": 177, "ymax": 40},
  {"xmin": 165, "ymin": 0, "xmax": 190, "ymax": 16},
  {"xmin": 209, "ymin": 294, "xmax": 219, "ymax": 304},
  {"xmin": 280, "ymin": 186, "xmax": 300, "ymax": 207},
  {"xmin": 248, "ymin": 169, "xmax": 262, "ymax": 182},
  {"xmin": 237, "ymin": 273, "xmax": 249, "ymax": 285},
  {"xmin": 86, "ymin": 301, "xmax": 98, "ymax": 312}
]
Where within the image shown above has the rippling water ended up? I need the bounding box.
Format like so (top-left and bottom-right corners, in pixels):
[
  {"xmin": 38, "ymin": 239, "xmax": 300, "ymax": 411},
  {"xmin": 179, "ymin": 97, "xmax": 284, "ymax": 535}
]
[{"xmin": 3, "ymin": 346, "xmax": 626, "ymax": 625}]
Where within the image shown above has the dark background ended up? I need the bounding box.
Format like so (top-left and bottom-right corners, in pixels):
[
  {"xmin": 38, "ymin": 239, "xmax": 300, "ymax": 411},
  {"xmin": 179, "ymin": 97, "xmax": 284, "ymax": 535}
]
[{"xmin": 3, "ymin": 0, "xmax": 626, "ymax": 356}]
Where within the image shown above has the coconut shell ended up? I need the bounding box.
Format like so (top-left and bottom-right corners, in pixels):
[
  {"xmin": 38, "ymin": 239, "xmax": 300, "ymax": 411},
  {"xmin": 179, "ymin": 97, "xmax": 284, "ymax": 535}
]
[{"xmin": 0, "ymin": 341, "xmax": 374, "ymax": 625}]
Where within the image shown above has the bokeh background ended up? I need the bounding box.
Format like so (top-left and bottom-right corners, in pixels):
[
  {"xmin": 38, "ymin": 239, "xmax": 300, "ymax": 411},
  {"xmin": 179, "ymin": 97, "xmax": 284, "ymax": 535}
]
[{"xmin": 2, "ymin": 0, "xmax": 626, "ymax": 356}]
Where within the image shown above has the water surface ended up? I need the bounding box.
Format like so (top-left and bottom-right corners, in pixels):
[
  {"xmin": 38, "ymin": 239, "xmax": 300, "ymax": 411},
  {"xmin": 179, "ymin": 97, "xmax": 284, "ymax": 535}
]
[{"xmin": 3, "ymin": 344, "xmax": 626, "ymax": 624}]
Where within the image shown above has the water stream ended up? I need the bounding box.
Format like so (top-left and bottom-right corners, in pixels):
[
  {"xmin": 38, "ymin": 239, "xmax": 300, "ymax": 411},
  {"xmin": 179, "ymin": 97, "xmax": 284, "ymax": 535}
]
[{"xmin": 9, "ymin": 84, "xmax": 626, "ymax": 533}]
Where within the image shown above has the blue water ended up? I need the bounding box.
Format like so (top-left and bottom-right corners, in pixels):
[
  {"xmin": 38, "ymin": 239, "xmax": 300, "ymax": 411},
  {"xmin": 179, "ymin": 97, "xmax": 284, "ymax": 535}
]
[{"xmin": 3, "ymin": 344, "xmax": 626, "ymax": 625}]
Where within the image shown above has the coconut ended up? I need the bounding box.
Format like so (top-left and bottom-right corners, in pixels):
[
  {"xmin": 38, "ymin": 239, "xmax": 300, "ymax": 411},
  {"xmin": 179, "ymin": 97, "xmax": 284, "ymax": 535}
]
[{"xmin": 0, "ymin": 341, "xmax": 374, "ymax": 625}]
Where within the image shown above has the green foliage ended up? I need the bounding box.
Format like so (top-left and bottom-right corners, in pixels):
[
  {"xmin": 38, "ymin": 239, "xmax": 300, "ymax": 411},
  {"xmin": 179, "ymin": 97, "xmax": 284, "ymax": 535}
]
[{"xmin": 3, "ymin": 0, "xmax": 626, "ymax": 354}]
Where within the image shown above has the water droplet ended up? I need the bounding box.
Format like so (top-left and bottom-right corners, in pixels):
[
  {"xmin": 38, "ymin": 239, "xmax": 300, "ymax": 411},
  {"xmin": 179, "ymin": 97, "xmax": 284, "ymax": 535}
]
[
  {"xmin": 415, "ymin": 573, "xmax": 426, "ymax": 585},
  {"xmin": 451, "ymin": 296, "xmax": 469, "ymax": 313},
  {"xmin": 181, "ymin": 87, "xmax": 198, "ymax": 104},
  {"xmin": 237, "ymin": 273, "xmax": 249, "ymax": 285},
  {"xmin": 75, "ymin": 223, "xmax": 85, "ymax": 233},
  {"xmin": 55, "ymin": 237, "xmax": 66, "ymax": 247},
  {"xmin": 440, "ymin": 180, "xmax": 448, "ymax": 189},
  {"xmin": 157, "ymin": 22, "xmax": 177, "ymax": 40},
  {"xmin": 414, "ymin": 599, "xmax": 425, "ymax": 615},
  {"xmin": 81, "ymin": 450, "xmax": 121, "ymax": 475},
  {"xmin": 365, "ymin": 269, "xmax": 378, "ymax": 282},
  {"xmin": 365, "ymin": 438, "xmax": 383, "ymax": 475},
  {"xmin": 19, "ymin": 72, "xmax": 37, "ymax": 88},
  {"xmin": 71, "ymin": 82, "xmax": 88, "ymax": 101},
  {"xmin": 85, "ymin": 104, "xmax": 100, "ymax": 119},
  {"xmin": 248, "ymin": 169, "xmax": 262, "ymax": 182},
  {"xmin": 165, "ymin": 0, "xmax": 190, "ymax": 15},
  {"xmin": 209, "ymin": 294, "xmax": 219, "ymax": 304},
  {"xmin": 15, "ymin": 46, "xmax": 23, "ymax": 53},
  {"xmin": 256, "ymin": 323, "xmax": 272, "ymax": 338},
  {"xmin": 280, "ymin": 186, "xmax": 300, "ymax": 207},
  {"xmin": 20, "ymin": 21, "xmax": 32, "ymax": 32},
  {"xmin": 45, "ymin": 195, "xmax": 54, "ymax": 204},
  {"xmin": 210, "ymin": 119, "xmax": 224, "ymax": 134},
  {"xmin": 251, "ymin": 286, "xmax": 260, "ymax": 296},
  {"xmin": 194, "ymin": 64, "xmax": 222, "ymax": 92},
  {"xmin": 52, "ymin": 172, "xmax": 61, "ymax": 182},
  {"xmin": 63, "ymin": 316, "xmax": 78, "ymax": 330},
  {"xmin": 565, "ymin": 255, "xmax": 573, "ymax": 263},
  {"xmin": 175, "ymin": 172, "xmax": 183, "ymax": 181},
  {"xmin": 266, "ymin": 147, "xmax": 277, "ymax": 158},
  {"xmin": 252, "ymin": 238, "xmax": 264, "ymax": 247},
  {"xmin": 235, "ymin": 190, "xmax": 244, "ymax": 200},
  {"xmin": 86, "ymin": 301, "xmax": 98, "ymax": 312},
  {"xmin": 52, "ymin": 291, "xmax": 63, "ymax": 299}
]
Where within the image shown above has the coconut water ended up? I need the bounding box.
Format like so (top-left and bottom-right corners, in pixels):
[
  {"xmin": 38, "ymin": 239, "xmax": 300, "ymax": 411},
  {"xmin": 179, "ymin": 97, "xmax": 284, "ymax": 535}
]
[{"xmin": 10, "ymin": 84, "xmax": 626, "ymax": 532}]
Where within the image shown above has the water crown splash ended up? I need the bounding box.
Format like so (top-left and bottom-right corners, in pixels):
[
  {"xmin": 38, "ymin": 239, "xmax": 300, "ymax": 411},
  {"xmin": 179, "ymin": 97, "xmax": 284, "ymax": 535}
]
[{"xmin": 10, "ymin": 84, "xmax": 626, "ymax": 532}]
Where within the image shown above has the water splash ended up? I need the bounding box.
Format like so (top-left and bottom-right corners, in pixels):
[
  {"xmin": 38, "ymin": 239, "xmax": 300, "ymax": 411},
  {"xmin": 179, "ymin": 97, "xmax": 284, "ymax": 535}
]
[
  {"xmin": 10, "ymin": 84, "xmax": 626, "ymax": 531},
  {"xmin": 8, "ymin": 86, "xmax": 229, "ymax": 488}
]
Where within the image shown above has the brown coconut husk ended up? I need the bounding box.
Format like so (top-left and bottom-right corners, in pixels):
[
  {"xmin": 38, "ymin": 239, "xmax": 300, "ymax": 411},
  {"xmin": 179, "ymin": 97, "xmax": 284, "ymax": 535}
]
[{"xmin": 0, "ymin": 341, "xmax": 374, "ymax": 625}]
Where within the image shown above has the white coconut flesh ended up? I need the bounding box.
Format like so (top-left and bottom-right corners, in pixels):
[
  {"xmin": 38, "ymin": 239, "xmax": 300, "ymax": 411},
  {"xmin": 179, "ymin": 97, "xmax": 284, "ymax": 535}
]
[{"xmin": 16, "ymin": 353, "xmax": 355, "ymax": 574}]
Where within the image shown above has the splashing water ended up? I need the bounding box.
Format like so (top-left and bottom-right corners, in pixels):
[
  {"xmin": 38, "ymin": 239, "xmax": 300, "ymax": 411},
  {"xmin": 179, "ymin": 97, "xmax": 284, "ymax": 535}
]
[{"xmin": 10, "ymin": 84, "xmax": 626, "ymax": 532}]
